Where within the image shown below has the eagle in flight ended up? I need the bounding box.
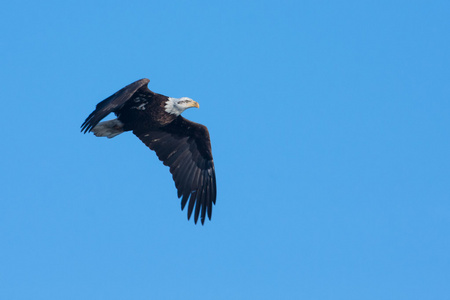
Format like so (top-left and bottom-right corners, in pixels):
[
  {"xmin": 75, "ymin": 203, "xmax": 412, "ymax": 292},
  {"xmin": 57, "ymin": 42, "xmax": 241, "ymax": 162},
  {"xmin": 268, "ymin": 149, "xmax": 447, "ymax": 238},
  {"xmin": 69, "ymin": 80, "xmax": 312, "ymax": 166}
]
[{"xmin": 81, "ymin": 78, "xmax": 216, "ymax": 225}]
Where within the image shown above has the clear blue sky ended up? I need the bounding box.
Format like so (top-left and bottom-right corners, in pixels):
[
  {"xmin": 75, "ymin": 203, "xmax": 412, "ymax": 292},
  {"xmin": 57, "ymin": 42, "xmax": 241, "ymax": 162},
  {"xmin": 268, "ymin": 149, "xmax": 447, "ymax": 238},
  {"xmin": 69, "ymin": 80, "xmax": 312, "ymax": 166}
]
[{"xmin": 1, "ymin": 1, "xmax": 449, "ymax": 299}]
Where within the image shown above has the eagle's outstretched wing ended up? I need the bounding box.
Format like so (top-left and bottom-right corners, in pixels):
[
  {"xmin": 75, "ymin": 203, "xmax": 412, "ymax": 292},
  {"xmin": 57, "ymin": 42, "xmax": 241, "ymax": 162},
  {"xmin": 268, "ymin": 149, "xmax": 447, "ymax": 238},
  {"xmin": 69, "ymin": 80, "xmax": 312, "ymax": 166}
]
[
  {"xmin": 134, "ymin": 116, "xmax": 217, "ymax": 224},
  {"xmin": 81, "ymin": 78, "xmax": 150, "ymax": 133}
]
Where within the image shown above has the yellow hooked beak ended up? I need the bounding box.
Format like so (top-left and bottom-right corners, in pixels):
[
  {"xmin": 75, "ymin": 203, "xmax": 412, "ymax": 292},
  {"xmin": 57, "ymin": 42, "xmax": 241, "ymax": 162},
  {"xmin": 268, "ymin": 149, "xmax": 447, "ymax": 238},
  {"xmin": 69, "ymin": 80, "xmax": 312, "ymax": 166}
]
[{"xmin": 190, "ymin": 101, "xmax": 200, "ymax": 108}]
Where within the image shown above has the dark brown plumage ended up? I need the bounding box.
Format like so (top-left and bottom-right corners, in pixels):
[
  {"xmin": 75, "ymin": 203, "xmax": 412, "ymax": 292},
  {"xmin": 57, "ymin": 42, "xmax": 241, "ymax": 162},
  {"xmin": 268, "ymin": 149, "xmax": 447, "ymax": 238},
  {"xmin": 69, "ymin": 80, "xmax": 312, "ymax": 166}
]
[{"xmin": 81, "ymin": 78, "xmax": 216, "ymax": 224}]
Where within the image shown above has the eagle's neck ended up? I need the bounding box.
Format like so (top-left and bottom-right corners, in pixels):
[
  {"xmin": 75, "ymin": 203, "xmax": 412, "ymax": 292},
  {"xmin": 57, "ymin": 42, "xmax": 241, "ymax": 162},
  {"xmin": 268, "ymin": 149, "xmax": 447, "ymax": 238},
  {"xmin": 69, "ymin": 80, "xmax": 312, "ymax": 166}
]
[{"xmin": 165, "ymin": 97, "xmax": 184, "ymax": 116}]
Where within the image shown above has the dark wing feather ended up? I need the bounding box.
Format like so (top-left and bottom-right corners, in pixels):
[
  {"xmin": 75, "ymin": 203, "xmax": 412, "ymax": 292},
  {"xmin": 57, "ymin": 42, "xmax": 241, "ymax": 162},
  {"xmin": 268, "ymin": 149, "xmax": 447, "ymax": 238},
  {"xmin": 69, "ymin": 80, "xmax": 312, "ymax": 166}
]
[
  {"xmin": 81, "ymin": 78, "xmax": 150, "ymax": 133},
  {"xmin": 134, "ymin": 116, "xmax": 216, "ymax": 224}
]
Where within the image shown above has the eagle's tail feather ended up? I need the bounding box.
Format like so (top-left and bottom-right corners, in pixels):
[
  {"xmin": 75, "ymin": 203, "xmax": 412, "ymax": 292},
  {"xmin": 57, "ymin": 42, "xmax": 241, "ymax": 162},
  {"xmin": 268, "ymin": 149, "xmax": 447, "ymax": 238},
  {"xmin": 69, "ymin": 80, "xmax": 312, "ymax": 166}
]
[{"xmin": 91, "ymin": 119, "xmax": 124, "ymax": 139}]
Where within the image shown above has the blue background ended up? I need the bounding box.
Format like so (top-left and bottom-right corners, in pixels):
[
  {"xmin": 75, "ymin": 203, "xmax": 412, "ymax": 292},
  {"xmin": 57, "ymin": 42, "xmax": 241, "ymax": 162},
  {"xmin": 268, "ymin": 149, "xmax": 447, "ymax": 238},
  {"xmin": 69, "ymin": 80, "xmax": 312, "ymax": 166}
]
[{"xmin": 1, "ymin": 1, "xmax": 449, "ymax": 299}]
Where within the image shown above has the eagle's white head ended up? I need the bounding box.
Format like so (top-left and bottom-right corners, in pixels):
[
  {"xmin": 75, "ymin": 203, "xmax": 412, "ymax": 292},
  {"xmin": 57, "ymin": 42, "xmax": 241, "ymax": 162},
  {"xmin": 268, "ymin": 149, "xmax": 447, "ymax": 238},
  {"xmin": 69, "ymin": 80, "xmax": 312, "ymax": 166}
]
[{"xmin": 165, "ymin": 97, "xmax": 200, "ymax": 116}]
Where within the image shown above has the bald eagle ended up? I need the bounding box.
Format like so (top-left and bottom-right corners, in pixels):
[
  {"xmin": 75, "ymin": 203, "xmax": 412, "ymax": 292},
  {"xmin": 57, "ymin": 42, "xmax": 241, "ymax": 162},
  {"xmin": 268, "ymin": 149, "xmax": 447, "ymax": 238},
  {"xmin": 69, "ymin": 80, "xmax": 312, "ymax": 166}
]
[{"xmin": 81, "ymin": 78, "xmax": 216, "ymax": 225}]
